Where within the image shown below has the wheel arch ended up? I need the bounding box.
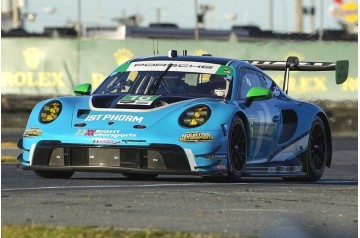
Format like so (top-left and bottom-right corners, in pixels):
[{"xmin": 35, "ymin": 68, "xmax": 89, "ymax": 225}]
[{"xmin": 316, "ymin": 112, "xmax": 332, "ymax": 168}]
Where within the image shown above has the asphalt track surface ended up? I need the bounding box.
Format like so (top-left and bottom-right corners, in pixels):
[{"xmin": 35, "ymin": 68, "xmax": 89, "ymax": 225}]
[{"xmin": 1, "ymin": 129, "xmax": 358, "ymax": 238}]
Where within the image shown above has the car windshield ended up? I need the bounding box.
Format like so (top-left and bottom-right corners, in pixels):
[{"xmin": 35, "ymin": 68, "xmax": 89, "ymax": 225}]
[{"xmin": 93, "ymin": 70, "xmax": 230, "ymax": 98}]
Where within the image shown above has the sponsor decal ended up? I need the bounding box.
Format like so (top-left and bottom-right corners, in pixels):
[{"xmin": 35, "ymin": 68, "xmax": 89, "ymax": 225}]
[
  {"xmin": 23, "ymin": 127, "xmax": 42, "ymax": 137},
  {"xmin": 118, "ymin": 95, "xmax": 160, "ymax": 105},
  {"xmin": 75, "ymin": 129, "xmax": 136, "ymax": 139},
  {"xmin": 208, "ymin": 153, "xmax": 226, "ymax": 160},
  {"xmin": 113, "ymin": 48, "xmax": 134, "ymax": 65},
  {"xmin": 2, "ymin": 47, "xmax": 65, "ymax": 88},
  {"xmin": 267, "ymin": 166, "xmax": 302, "ymax": 173},
  {"xmin": 93, "ymin": 139, "xmax": 121, "ymax": 144},
  {"xmin": 84, "ymin": 114, "xmax": 144, "ymax": 123},
  {"xmin": 179, "ymin": 132, "xmax": 214, "ymax": 142},
  {"xmin": 23, "ymin": 47, "xmax": 42, "ymax": 70},
  {"xmin": 216, "ymin": 164, "xmax": 227, "ymax": 171}
]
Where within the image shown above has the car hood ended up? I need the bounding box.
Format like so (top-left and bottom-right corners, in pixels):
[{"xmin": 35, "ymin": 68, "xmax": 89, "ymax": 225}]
[{"xmin": 71, "ymin": 94, "xmax": 222, "ymax": 130}]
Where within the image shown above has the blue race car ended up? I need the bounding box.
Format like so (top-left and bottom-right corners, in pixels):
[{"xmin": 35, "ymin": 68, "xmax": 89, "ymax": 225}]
[{"xmin": 17, "ymin": 50, "xmax": 349, "ymax": 181}]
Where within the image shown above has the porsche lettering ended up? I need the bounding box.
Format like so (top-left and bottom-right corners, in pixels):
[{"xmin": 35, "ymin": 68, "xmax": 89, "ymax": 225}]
[{"xmin": 133, "ymin": 63, "xmax": 213, "ymax": 69}]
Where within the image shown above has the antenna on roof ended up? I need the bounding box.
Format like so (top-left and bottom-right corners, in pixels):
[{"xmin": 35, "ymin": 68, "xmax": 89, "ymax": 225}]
[
  {"xmin": 157, "ymin": 39, "xmax": 159, "ymax": 56},
  {"xmin": 153, "ymin": 38, "xmax": 159, "ymax": 56},
  {"xmin": 152, "ymin": 38, "xmax": 156, "ymax": 56}
]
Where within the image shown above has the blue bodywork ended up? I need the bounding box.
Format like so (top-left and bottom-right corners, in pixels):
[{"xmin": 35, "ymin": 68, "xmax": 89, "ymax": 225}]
[{"xmin": 18, "ymin": 54, "xmax": 339, "ymax": 181}]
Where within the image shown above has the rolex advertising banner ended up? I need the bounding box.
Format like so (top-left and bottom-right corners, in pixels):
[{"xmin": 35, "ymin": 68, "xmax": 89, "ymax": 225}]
[{"xmin": 1, "ymin": 38, "xmax": 357, "ymax": 100}]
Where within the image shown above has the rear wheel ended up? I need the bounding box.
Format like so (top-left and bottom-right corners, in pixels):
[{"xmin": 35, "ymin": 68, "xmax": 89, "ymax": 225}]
[
  {"xmin": 283, "ymin": 116, "xmax": 327, "ymax": 182},
  {"xmin": 122, "ymin": 173, "xmax": 158, "ymax": 180},
  {"xmin": 34, "ymin": 170, "xmax": 74, "ymax": 179},
  {"xmin": 305, "ymin": 116, "xmax": 327, "ymax": 181},
  {"xmin": 227, "ymin": 116, "xmax": 247, "ymax": 181}
]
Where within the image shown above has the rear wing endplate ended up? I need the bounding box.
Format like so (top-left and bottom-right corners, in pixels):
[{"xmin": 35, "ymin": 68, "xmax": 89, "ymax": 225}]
[{"xmin": 245, "ymin": 57, "xmax": 349, "ymax": 94}]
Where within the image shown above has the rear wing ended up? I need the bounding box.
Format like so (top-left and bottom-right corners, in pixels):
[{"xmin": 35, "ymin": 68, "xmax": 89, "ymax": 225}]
[{"xmin": 244, "ymin": 56, "xmax": 349, "ymax": 94}]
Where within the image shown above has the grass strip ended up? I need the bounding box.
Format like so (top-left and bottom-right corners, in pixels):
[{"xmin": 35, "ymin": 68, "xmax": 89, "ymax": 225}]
[
  {"xmin": 1, "ymin": 225, "xmax": 252, "ymax": 238},
  {"xmin": 2, "ymin": 142, "xmax": 19, "ymax": 163},
  {"xmin": 1, "ymin": 156, "xmax": 17, "ymax": 163},
  {"xmin": 1, "ymin": 142, "xmax": 17, "ymax": 148}
]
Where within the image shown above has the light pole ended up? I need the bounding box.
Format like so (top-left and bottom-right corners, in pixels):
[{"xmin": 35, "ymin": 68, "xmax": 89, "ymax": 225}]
[
  {"xmin": 12, "ymin": 0, "xmax": 20, "ymax": 29},
  {"xmin": 319, "ymin": 0, "xmax": 324, "ymax": 41},
  {"xmin": 76, "ymin": 0, "xmax": 82, "ymax": 37},
  {"xmin": 295, "ymin": 0, "xmax": 303, "ymax": 32},
  {"xmin": 194, "ymin": 0, "xmax": 199, "ymax": 40},
  {"xmin": 269, "ymin": 0, "xmax": 274, "ymax": 30}
]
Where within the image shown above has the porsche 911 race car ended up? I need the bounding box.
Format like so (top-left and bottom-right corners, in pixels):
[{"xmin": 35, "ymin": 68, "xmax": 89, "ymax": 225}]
[{"xmin": 17, "ymin": 50, "xmax": 349, "ymax": 182}]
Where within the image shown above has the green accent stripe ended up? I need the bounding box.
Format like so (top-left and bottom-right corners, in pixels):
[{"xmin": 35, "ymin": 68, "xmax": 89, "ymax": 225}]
[
  {"xmin": 115, "ymin": 63, "xmax": 131, "ymax": 72},
  {"xmin": 215, "ymin": 65, "xmax": 234, "ymax": 76}
]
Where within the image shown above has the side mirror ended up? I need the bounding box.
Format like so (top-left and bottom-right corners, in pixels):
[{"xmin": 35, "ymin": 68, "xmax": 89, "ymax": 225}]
[
  {"xmin": 245, "ymin": 87, "xmax": 272, "ymax": 107},
  {"xmin": 74, "ymin": 83, "xmax": 92, "ymax": 96}
]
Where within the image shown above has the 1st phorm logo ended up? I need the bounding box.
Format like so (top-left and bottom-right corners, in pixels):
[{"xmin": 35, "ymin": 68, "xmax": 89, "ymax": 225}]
[
  {"xmin": 75, "ymin": 129, "xmax": 136, "ymax": 138},
  {"xmin": 84, "ymin": 114, "xmax": 143, "ymax": 123}
]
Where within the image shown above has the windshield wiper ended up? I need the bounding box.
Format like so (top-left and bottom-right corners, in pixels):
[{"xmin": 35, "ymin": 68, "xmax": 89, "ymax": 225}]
[{"xmin": 148, "ymin": 63, "xmax": 173, "ymax": 95}]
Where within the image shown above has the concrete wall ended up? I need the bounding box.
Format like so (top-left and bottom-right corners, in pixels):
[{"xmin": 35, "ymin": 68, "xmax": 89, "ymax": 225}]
[
  {"xmin": 1, "ymin": 38, "xmax": 357, "ymax": 133},
  {"xmin": 1, "ymin": 38, "xmax": 357, "ymax": 100}
]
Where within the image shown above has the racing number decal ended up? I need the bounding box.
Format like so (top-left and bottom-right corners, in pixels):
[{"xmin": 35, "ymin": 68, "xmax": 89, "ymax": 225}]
[
  {"xmin": 247, "ymin": 101, "xmax": 280, "ymax": 162},
  {"xmin": 118, "ymin": 94, "xmax": 160, "ymax": 105}
]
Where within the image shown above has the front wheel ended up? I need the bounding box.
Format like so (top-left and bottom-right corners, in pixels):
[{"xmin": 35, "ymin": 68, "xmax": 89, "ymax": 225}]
[
  {"xmin": 227, "ymin": 116, "xmax": 247, "ymax": 181},
  {"xmin": 34, "ymin": 170, "xmax": 74, "ymax": 179}
]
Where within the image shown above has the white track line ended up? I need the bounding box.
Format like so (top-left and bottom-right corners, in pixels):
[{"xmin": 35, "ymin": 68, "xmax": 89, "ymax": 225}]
[
  {"xmin": 2, "ymin": 180, "xmax": 357, "ymax": 192},
  {"xmin": 1, "ymin": 183, "xmax": 245, "ymax": 192}
]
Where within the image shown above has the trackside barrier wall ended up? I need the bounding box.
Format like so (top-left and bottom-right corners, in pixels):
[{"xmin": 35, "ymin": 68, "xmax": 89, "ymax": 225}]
[{"xmin": 1, "ymin": 38, "xmax": 357, "ymax": 100}]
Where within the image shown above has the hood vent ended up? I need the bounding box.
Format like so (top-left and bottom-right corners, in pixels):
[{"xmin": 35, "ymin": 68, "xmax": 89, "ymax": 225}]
[{"xmin": 77, "ymin": 109, "xmax": 90, "ymax": 118}]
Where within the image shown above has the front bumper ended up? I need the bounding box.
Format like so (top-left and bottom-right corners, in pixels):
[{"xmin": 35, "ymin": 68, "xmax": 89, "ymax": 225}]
[{"xmin": 17, "ymin": 140, "xmax": 219, "ymax": 175}]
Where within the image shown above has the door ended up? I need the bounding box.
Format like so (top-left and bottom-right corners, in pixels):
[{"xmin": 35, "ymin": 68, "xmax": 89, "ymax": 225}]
[{"xmin": 237, "ymin": 68, "xmax": 281, "ymax": 163}]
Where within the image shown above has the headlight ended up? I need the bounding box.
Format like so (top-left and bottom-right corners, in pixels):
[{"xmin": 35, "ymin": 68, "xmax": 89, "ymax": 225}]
[
  {"xmin": 39, "ymin": 100, "xmax": 62, "ymax": 123},
  {"xmin": 180, "ymin": 105, "xmax": 211, "ymax": 128}
]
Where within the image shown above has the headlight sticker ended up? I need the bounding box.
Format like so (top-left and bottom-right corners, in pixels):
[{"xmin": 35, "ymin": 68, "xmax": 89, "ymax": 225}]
[{"xmin": 39, "ymin": 100, "xmax": 62, "ymax": 123}]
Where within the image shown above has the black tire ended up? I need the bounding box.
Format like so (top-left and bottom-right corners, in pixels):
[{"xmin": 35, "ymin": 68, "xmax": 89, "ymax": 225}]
[
  {"xmin": 283, "ymin": 116, "xmax": 328, "ymax": 182},
  {"xmin": 34, "ymin": 170, "xmax": 74, "ymax": 179},
  {"xmin": 305, "ymin": 116, "xmax": 328, "ymax": 181},
  {"xmin": 227, "ymin": 116, "xmax": 247, "ymax": 181},
  {"xmin": 122, "ymin": 173, "xmax": 158, "ymax": 180}
]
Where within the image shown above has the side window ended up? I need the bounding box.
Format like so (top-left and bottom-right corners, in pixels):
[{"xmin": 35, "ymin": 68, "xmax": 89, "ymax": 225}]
[
  {"xmin": 238, "ymin": 68, "xmax": 265, "ymax": 99},
  {"xmin": 260, "ymin": 74, "xmax": 273, "ymax": 89},
  {"xmin": 259, "ymin": 73, "xmax": 281, "ymax": 97}
]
